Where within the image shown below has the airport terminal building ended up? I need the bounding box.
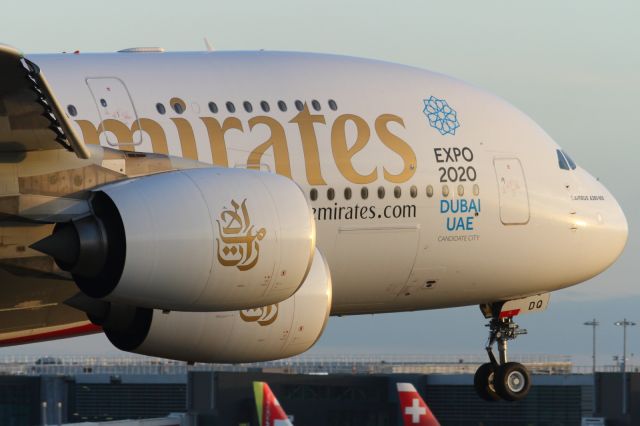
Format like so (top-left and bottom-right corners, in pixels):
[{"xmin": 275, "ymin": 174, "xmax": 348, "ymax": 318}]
[{"xmin": 0, "ymin": 355, "xmax": 637, "ymax": 425}]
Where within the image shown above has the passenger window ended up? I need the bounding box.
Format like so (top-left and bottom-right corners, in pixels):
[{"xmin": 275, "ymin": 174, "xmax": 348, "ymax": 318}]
[
  {"xmin": 171, "ymin": 98, "xmax": 185, "ymax": 114},
  {"xmin": 394, "ymin": 186, "xmax": 401, "ymax": 198},
  {"xmin": 67, "ymin": 105, "xmax": 78, "ymax": 117},
  {"xmin": 473, "ymin": 184, "xmax": 480, "ymax": 196},
  {"xmin": 260, "ymin": 101, "xmax": 270, "ymax": 112},
  {"xmin": 426, "ymin": 185, "xmax": 434, "ymax": 198},
  {"xmin": 243, "ymin": 101, "xmax": 253, "ymax": 113},
  {"xmin": 327, "ymin": 188, "xmax": 335, "ymax": 201},
  {"xmin": 208, "ymin": 102, "xmax": 218, "ymax": 113},
  {"xmin": 310, "ymin": 188, "xmax": 318, "ymax": 201},
  {"xmin": 361, "ymin": 187, "xmax": 369, "ymax": 200},
  {"xmin": 156, "ymin": 103, "xmax": 166, "ymax": 115},
  {"xmin": 328, "ymin": 99, "xmax": 338, "ymax": 111},
  {"xmin": 295, "ymin": 100, "xmax": 304, "ymax": 111},
  {"xmin": 278, "ymin": 100, "xmax": 287, "ymax": 112},
  {"xmin": 378, "ymin": 186, "xmax": 385, "ymax": 199},
  {"xmin": 442, "ymin": 185, "xmax": 450, "ymax": 197},
  {"xmin": 557, "ymin": 149, "xmax": 570, "ymax": 170},
  {"xmin": 226, "ymin": 102, "xmax": 236, "ymax": 113},
  {"xmin": 344, "ymin": 187, "xmax": 352, "ymax": 200},
  {"xmin": 410, "ymin": 185, "xmax": 417, "ymax": 198},
  {"xmin": 457, "ymin": 185, "xmax": 464, "ymax": 196},
  {"xmin": 312, "ymin": 100, "xmax": 321, "ymax": 111},
  {"xmin": 100, "ymin": 98, "xmax": 108, "ymax": 107}
]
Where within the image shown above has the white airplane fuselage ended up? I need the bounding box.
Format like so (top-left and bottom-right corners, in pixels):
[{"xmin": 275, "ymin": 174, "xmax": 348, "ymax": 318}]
[{"xmin": 30, "ymin": 50, "xmax": 627, "ymax": 316}]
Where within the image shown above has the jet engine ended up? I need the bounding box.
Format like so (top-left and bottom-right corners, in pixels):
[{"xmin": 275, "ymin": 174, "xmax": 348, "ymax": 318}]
[
  {"xmin": 33, "ymin": 168, "xmax": 315, "ymax": 312},
  {"xmin": 86, "ymin": 249, "xmax": 332, "ymax": 363}
]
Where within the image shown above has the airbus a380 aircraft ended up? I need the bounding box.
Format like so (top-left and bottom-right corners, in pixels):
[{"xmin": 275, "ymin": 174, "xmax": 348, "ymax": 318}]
[{"xmin": 0, "ymin": 44, "xmax": 627, "ymax": 401}]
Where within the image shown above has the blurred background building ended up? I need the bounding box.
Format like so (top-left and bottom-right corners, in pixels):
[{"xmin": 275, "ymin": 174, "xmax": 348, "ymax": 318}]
[{"xmin": 0, "ymin": 354, "xmax": 637, "ymax": 425}]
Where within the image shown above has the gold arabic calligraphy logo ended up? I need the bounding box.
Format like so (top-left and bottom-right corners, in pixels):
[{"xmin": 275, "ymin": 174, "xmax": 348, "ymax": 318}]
[
  {"xmin": 240, "ymin": 304, "xmax": 279, "ymax": 326},
  {"xmin": 216, "ymin": 199, "xmax": 266, "ymax": 271}
]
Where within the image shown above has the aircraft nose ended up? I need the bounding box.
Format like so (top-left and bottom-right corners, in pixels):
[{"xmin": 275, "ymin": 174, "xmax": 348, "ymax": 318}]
[
  {"xmin": 575, "ymin": 183, "xmax": 628, "ymax": 277},
  {"xmin": 602, "ymin": 189, "xmax": 628, "ymax": 263}
]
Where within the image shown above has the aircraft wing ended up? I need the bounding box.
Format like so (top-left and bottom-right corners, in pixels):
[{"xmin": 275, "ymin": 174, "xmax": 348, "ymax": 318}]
[
  {"xmin": 0, "ymin": 254, "xmax": 100, "ymax": 346},
  {"xmin": 0, "ymin": 44, "xmax": 89, "ymax": 158},
  {"xmin": 0, "ymin": 44, "xmax": 98, "ymax": 346}
]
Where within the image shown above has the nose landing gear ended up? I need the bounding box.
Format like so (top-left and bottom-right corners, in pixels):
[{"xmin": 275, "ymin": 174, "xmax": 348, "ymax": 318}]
[{"xmin": 474, "ymin": 306, "xmax": 531, "ymax": 402}]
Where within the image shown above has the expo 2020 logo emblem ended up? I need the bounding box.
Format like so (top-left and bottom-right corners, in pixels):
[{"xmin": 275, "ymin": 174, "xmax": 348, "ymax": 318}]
[{"xmin": 423, "ymin": 96, "xmax": 460, "ymax": 136}]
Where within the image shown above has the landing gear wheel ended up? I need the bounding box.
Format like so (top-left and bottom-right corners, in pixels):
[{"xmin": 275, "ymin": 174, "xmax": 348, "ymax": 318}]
[
  {"xmin": 474, "ymin": 363, "xmax": 501, "ymax": 401},
  {"xmin": 477, "ymin": 302, "xmax": 532, "ymax": 402},
  {"xmin": 495, "ymin": 362, "xmax": 531, "ymax": 401}
]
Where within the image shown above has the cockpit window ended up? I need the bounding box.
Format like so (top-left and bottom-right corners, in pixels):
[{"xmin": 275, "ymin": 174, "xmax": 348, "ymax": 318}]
[
  {"xmin": 562, "ymin": 150, "xmax": 577, "ymax": 170},
  {"xmin": 557, "ymin": 149, "xmax": 570, "ymax": 170}
]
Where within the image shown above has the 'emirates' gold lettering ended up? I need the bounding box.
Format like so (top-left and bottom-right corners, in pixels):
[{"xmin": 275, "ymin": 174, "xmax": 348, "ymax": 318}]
[
  {"xmin": 216, "ymin": 199, "xmax": 266, "ymax": 271},
  {"xmin": 76, "ymin": 119, "xmax": 168, "ymax": 154},
  {"xmin": 331, "ymin": 114, "xmax": 377, "ymax": 184},
  {"xmin": 200, "ymin": 117, "xmax": 243, "ymax": 167},
  {"xmin": 375, "ymin": 114, "xmax": 416, "ymax": 183},
  {"xmin": 75, "ymin": 106, "xmax": 418, "ymax": 186},
  {"xmin": 170, "ymin": 118, "xmax": 198, "ymax": 160},
  {"xmin": 240, "ymin": 304, "xmax": 279, "ymax": 326},
  {"xmin": 247, "ymin": 116, "xmax": 292, "ymax": 178},
  {"xmin": 289, "ymin": 105, "xmax": 327, "ymax": 185}
]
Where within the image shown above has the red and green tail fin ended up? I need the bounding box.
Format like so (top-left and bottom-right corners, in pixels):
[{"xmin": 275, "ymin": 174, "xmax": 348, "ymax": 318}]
[{"xmin": 253, "ymin": 381, "xmax": 293, "ymax": 426}]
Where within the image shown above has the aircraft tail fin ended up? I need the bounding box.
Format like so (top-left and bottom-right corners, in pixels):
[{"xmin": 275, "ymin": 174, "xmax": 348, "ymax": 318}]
[
  {"xmin": 253, "ymin": 381, "xmax": 293, "ymax": 426},
  {"xmin": 397, "ymin": 383, "xmax": 440, "ymax": 426},
  {"xmin": 204, "ymin": 37, "xmax": 214, "ymax": 52}
]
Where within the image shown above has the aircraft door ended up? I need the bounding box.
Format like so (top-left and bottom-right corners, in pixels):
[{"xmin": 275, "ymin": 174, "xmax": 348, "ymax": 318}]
[
  {"xmin": 493, "ymin": 158, "xmax": 530, "ymax": 225},
  {"xmin": 85, "ymin": 77, "xmax": 141, "ymax": 147}
]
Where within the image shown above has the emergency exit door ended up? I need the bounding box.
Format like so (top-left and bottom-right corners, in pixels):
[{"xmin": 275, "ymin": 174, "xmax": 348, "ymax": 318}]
[
  {"xmin": 86, "ymin": 77, "xmax": 141, "ymax": 147},
  {"xmin": 494, "ymin": 158, "xmax": 530, "ymax": 225}
]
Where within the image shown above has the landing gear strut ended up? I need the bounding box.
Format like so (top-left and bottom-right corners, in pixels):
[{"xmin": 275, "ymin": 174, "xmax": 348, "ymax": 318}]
[{"xmin": 474, "ymin": 304, "xmax": 532, "ymax": 401}]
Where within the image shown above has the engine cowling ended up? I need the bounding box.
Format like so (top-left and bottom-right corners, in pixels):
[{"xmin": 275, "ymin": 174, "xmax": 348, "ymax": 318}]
[
  {"xmin": 33, "ymin": 168, "xmax": 315, "ymax": 311},
  {"xmin": 101, "ymin": 249, "xmax": 332, "ymax": 363}
]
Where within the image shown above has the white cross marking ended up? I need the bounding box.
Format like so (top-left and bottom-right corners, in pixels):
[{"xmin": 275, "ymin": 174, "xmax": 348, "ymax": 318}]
[{"xmin": 405, "ymin": 398, "xmax": 426, "ymax": 424}]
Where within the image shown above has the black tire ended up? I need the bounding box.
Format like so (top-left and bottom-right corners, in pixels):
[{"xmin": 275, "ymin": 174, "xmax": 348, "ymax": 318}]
[
  {"xmin": 495, "ymin": 362, "xmax": 531, "ymax": 401},
  {"xmin": 474, "ymin": 362, "xmax": 501, "ymax": 401}
]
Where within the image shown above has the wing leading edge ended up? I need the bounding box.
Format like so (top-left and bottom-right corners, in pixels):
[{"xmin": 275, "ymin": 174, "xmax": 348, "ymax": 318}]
[{"xmin": 0, "ymin": 44, "xmax": 89, "ymax": 158}]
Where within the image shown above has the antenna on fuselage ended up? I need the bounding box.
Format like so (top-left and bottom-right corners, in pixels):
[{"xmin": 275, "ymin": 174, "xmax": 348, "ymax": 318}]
[{"xmin": 204, "ymin": 37, "xmax": 214, "ymax": 52}]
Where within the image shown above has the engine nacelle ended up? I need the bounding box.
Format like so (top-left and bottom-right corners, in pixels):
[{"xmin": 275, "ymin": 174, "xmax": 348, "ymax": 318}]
[
  {"xmin": 33, "ymin": 168, "xmax": 315, "ymax": 311},
  {"xmin": 102, "ymin": 249, "xmax": 332, "ymax": 363}
]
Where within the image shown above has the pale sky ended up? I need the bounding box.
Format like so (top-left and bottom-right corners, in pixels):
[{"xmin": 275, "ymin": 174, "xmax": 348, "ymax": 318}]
[{"xmin": 2, "ymin": 0, "xmax": 638, "ymax": 364}]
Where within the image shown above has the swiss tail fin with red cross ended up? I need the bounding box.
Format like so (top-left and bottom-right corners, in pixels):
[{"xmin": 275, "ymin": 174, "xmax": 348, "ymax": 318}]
[{"xmin": 397, "ymin": 383, "xmax": 440, "ymax": 426}]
